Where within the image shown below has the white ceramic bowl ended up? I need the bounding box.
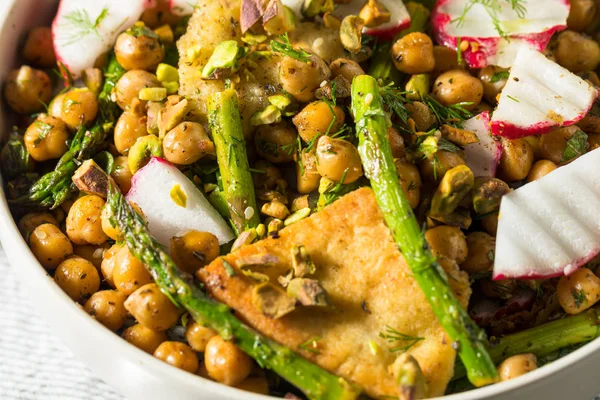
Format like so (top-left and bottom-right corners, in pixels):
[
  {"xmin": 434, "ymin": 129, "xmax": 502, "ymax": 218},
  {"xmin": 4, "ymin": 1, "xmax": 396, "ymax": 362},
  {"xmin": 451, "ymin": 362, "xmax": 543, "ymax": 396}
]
[{"xmin": 1, "ymin": 1, "xmax": 599, "ymax": 399}]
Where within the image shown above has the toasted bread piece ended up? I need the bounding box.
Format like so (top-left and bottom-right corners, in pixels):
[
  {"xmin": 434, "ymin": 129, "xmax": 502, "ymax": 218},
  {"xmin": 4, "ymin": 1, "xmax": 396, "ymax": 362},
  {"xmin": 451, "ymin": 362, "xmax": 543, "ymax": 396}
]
[{"xmin": 197, "ymin": 188, "xmax": 471, "ymax": 398}]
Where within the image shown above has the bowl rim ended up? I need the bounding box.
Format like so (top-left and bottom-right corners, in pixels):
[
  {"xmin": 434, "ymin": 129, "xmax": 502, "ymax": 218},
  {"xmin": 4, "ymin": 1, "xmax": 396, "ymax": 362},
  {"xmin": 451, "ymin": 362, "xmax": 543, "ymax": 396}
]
[{"xmin": 0, "ymin": 1, "xmax": 599, "ymax": 399}]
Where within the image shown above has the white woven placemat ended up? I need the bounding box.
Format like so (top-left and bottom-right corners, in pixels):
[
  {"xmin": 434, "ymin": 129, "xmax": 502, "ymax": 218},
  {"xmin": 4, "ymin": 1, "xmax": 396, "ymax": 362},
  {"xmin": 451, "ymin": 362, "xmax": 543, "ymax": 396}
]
[{"xmin": 0, "ymin": 246, "xmax": 124, "ymax": 400}]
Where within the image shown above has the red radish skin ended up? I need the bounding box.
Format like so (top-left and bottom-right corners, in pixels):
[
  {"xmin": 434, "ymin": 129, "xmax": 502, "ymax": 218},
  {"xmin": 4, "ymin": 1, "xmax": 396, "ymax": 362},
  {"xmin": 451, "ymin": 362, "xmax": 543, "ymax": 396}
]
[
  {"xmin": 332, "ymin": 0, "xmax": 411, "ymax": 41},
  {"xmin": 490, "ymin": 47, "xmax": 599, "ymax": 138},
  {"xmin": 432, "ymin": 0, "xmax": 569, "ymax": 68},
  {"xmin": 493, "ymin": 148, "xmax": 600, "ymax": 280},
  {"xmin": 463, "ymin": 111, "xmax": 502, "ymax": 177}
]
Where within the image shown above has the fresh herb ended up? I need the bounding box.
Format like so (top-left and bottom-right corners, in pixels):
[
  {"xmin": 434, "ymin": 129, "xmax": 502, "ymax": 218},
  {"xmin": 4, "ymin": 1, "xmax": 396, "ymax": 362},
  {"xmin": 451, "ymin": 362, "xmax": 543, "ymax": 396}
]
[
  {"xmin": 61, "ymin": 7, "xmax": 110, "ymax": 46},
  {"xmin": 490, "ymin": 71, "xmax": 510, "ymax": 83},
  {"xmin": 0, "ymin": 132, "xmax": 31, "ymax": 181},
  {"xmin": 379, "ymin": 325, "xmax": 424, "ymax": 353},
  {"xmin": 457, "ymin": 36, "xmax": 464, "ymax": 65},
  {"xmin": 33, "ymin": 121, "xmax": 53, "ymax": 145},
  {"xmin": 572, "ymin": 288, "xmax": 587, "ymax": 308},
  {"xmin": 506, "ymin": 95, "xmax": 520, "ymax": 102},
  {"xmin": 561, "ymin": 130, "xmax": 588, "ymax": 163},
  {"xmin": 438, "ymin": 138, "xmax": 462, "ymax": 153},
  {"xmin": 380, "ymin": 83, "xmax": 410, "ymax": 124},
  {"xmin": 452, "ymin": 0, "xmax": 528, "ymax": 38},
  {"xmin": 270, "ymin": 33, "xmax": 312, "ymax": 63},
  {"xmin": 299, "ymin": 336, "xmax": 322, "ymax": 354},
  {"xmin": 422, "ymin": 95, "xmax": 472, "ymax": 127},
  {"xmin": 223, "ymin": 259, "xmax": 236, "ymax": 277}
]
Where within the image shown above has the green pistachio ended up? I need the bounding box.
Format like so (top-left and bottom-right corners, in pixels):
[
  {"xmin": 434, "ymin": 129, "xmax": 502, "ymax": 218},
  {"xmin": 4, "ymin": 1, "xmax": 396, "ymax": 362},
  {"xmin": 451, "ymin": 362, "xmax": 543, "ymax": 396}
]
[
  {"xmin": 201, "ymin": 40, "xmax": 246, "ymax": 80},
  {"xmin": 340, "ymin": 15, "xmax": 365, "ymax": 54},
  {"xmin": 405, "ymin": 74, "xmax": 431, "ymax": 101},
  {"xmin": 287, "ymin": 278, "xmax": 329, "ymax": 307},
  {"xmin": 302, "ymin": 0, "xmax": 335, "ymax": 18},
  {"xmin": 264, "ymin": 1, "xmax": 297, "ymax": 35},
  {"xmin": 291, "ymin": 245, "xmax": 316, "ymax": 277},
  {"xmin": 268, "ymin": 93, "xmax": 298, "ymax": 116},
  {"xmin": 472, "ymin": 177, "xmax": 511, "ymax": 215},
  {"xmin": 430, "ymin": 165, "xmax": 475, "ymax": 217},
  {"xmin": 251, "ymin": 105, "xmax": 282, "ymax": 126},
  {"xmin": 158, "ymin": 98, "xmax": 191, "ymax": 138},
  {"xmin": 139, "ymin": 87, "xmax": 167, "ymax": 101},
  {"xmin": 252, "ymin": 282, "xmax": 296, "ymax": 319},
  {"xmin": 395, "ymin": 353, "xmax": 428, "ymax": 400},
  {"xmin": 428, "ymin": 208, "xmax": 472, "ymax": 230},
  {"xmin": 128, "ymin": 135, "xmax": 163, "ymax": 174},
  {"xmin": 156, "ymin": 63, "xmax": 179, "ymax": 83}
]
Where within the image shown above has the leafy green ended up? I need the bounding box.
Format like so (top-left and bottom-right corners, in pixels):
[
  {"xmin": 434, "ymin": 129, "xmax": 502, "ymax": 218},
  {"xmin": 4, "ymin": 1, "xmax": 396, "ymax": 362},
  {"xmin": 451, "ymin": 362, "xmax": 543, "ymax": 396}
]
[
  {"xmin": 490, "ymin": 71, "xmax": 510, "ymax": 83},
  {"xmin": 270, "ymin": 33, "xmax": 312, "ymax": 63},
  {"xmin": 561, "ymin": 130, "xmax": 588, "ymax": 163},
  {"xmin": 379, "ymin": 325, "xmax": 424, "ymax": 353}
]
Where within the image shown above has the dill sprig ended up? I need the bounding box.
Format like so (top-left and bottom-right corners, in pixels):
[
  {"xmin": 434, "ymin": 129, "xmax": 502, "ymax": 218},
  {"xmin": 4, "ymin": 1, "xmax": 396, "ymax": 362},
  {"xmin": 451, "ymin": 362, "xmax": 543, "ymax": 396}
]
[
  {"xmin": 452, "ymin": 0, "xmax": 528, "ymax": 38},
  {"xmin": 380, "ymin": 83, "xmax": 410, "ymax": 124},
  {"xmin": 421, "ymin": 95, "xmax": 472, "ymax": 128},
  {"xmin": 60, "ymin": 7, "xmax": 109, "ymax": 46},
  {"xmin": 270, "ymin": 33, "xmax": 312, "ymax": 63},
  {"xmin": 299, "ymin": 336, "xmax": 322, "ymax": 354},
  {"xmin": 379, "ymin": 326, "xmax": 424, "ymax": 353}
]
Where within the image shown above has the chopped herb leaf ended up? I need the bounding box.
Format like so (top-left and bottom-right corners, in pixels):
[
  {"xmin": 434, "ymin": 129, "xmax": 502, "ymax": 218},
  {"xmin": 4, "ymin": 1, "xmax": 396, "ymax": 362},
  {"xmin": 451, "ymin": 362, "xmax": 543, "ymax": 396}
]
[
  {"xmin": 422, "ymin": 95, "xmax": 472, "ymax": 128},
  {"xmin": 561, "ymin": 130, "xmax": 588, "ymax": 163},
  {"xmin": 490, "ymin": 71, "xmax": 510, "ymax": 83},
  {"xmin": 61, "ymin": 7, "xmax": 110, "ymax": 46},
  {"xmin": 507, "ymin": 95, "xmax": 520, "ymax": 102},
  {"xmin": 379, "ymin": 325, "xmax": 423, "ymax": 353},
  {"xmin": 223, "ymin": 259, "xmax": 236, "ymax": 277},
  {"xmin": 299, "ymin": 336, "xmax": 322, "ymax": 354},
  {"xmin": 451, "ymin": 0, "xmax": 527, "ymax": 38},
  {"xmin": 572, "ymin": 288, "xmax": 587, "ymax": 308},
  {"xmin": 270, "ymin": 33, "xmax": 312, "ymax": 63}
]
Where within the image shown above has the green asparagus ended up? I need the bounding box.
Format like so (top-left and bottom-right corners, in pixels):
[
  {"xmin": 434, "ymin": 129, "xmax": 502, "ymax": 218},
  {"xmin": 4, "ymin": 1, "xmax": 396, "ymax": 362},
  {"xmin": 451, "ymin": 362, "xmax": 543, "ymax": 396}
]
[
  {"xmin": 105, "ymin": 184, "xmax": 362, "ymax": 400},
  {"xmin": 351, "ymin": 75, "xmax": 498, "ymax": 387},
  {"xmin": 452, "ymin": 308, "xmax": 600, "ymax": 381},
  {"xmin": 14, "ymin": 55, "xmax": 125, "ymax": 209},
  {"xmin": 0, "ymin": 132, "xmax": 31, "ymax": 181},
  {"xmin": 208, "ymin": 89, "xmax": 260, "ymax": 234}
]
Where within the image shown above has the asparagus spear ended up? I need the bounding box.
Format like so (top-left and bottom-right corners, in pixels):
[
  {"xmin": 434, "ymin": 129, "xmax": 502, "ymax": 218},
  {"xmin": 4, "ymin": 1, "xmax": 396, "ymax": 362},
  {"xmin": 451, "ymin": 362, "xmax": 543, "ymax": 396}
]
[
  {"xmin": 105, "ymin": 184, "xmax": 361, "ymax": 400},
  {"xmin": 452, "ymin": 308, "xmax": 600, "ymax": 381},
  {"xmin": 368, "ymin": 2, "xmax": 430, "ymax": 81},
  {"xmin": 207, "ymin": 89, "xmax": 260, "ymax": 234},
  {"xmin": 351, "ymin": 75, "xmax": 498, "ymax": 387},
  {"xmin": 14, "ymin": 55, "xmax": 125, "ymax": 209}
]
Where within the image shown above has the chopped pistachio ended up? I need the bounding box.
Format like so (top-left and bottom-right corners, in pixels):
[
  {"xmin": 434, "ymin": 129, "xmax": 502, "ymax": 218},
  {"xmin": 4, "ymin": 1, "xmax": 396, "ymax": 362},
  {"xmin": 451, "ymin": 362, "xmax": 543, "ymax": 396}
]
[
  {"xmin": 264, "ymin": 1, "xmax": 296, "ymax": 35},
  {"xmin": 72, "ymin": 159, "xmax": 109, "ymax": 197},
  {"xmin": 405, "ymin": 74, "xmax": 431, "ymax": 101},
  {"xmin": 241, "ymin": 269, "xmax": 270, "ymax": 282},
  {"xmin": 241, "ymin": 31, "xmax": 268, "ymax": 45},
  {"xmin": 267, "ymin": 218, "xmax": 284, "ymax": 236},
  {"xmin": 258, "ymin": 189, "xmax": 288, "ymax": 205},
  {"xmin": 322, "ymin": 12, "xmax": 342, "ymax": 29},
  {"xmin": 170, "ymin": 183, "xmax": 187, "ymax": 208},
  {"xmin": 440, "ymin": 124, "xmax": 479, "ymax": 146},
  {"xmin": 204, "ymin": 183, "xmax": 218, "ymax": 193},
  {"xmin": 369, "ymin": 340, "xmax": 380, "ymax": 356},
  {"xmin": 139, "ymin": 87, "xmax": 167, "ymax": 101},
  {"xmin": 201, "ymin": 40, "xmax": 246, "ymax": 80},
  {"xmin": 302, "ymin": 0, "xmax": 334, "ymax": 18},
  {"xmin": 154, "ymin": 24, "xmax": 174, "ymax": 45},
  {"xmin": 316, "ymin": 75, "xmax": 351, "ymax": 100},
  {"xmin": 471, "ymin": 177, "xmax": 511, "ymax": 215},
  {"xmin": 236, "ymin": 253, "xmax": 279, "ymax": 268},
  {"xmin": 261, "ymin": 201, "xmax": 290, "ymax": 220},
  {"xmin": 430, "ymin": 165, "xmax": 474, "ymax": 217},
  {"xmin": 291, "ymin": 195, "xmax": 309, "ymax": 212},
  {"xmin": 340, "ymin": 16, "xmax": 365, "ymax": 54},
  {"xmin": 157, "ymin": 63, "xmax": 179, "ymax": 83},
  {"xmin": 268, "ymin": 93, "xmax": 298, "ymax": 117},
  {"xmin": 256, "ymin": 223, "xmax": 267, "ymax": 238},
  {"xmin": 278, "ymin": 269, "xmax": 294, "ymax": 287},
  {"xmin": 291, "ymin": 244, "xmax": 316, "ymax": 277},
  {"xmin": 251, "ymin": 105, "xmax": 282, "ymax": 126},
  {"xmin": 82, "ymin": 68, "xmax": 104, "ymax": 96},
  {"xmin": 284, "ymin": 207, "xmax": 311, "ymax": 226},
  {"xmin": 428, "ymin": 208, "xmax": 472, "ymax": 230},
  {"xmin": 186, "ymin": 45, "xmax": 203, "ymax": 62},
  {"xmin": 158, "ymin": 97, "xmax": 191, "ymax": 138},
  {"xmin": 395, "ymin": 353, "xmax": 428, "ymax": 400},
  {"xmin": 231, "ymin": 229, "xmax": 258, "ymax": 252},
  {"xmin": 146, "ymin": 101, "xmax": 162, "ymax": 135},
  {"xmin": 287, "ymin": 278, "xmax": 329, "ymax": 307},
  {"xmin": 128, "ymin": 135, "xmax": 163, "ymax": 174},
  {"xmin": 162, "ymin": 81, "xmax": 179, "ymax": 95},
  {"xmin": 252, "ymin": 282, "xmax": 296, "ymax": 319},
  {"xmin": 359, "ymin": 0, "xmax": 391, "ymax": 27}
]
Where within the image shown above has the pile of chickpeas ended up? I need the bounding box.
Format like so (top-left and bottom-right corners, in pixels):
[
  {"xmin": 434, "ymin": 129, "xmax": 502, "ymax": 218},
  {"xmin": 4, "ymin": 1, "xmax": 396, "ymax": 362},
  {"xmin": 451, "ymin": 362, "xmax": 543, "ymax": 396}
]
[{"xmin": 4, "ymin": 0, "xmax": 600, "ymax": 392}]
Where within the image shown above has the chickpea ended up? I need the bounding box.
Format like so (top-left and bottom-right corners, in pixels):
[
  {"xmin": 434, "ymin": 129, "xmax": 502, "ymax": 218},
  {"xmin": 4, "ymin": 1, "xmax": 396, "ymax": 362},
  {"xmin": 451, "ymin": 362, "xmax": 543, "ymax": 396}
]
[
  {"xmin": 66, "ymin": 195, "xmax": 108, "ymax": 245},
  {"xmin": 567, "ymin": 0, "xmax": 597, "ymax": 32},
  {"xmin": 425, "ymin": 226, "xmax": 468, "ymax": 264},
  {"xmin": 84, "ymin": 290, "xmax": 128, "ymax": 331},
  {"xmin": 29, "ymin": 223, "xmax": 73, "ymax": 270},
  {"xmin": 588, "ymin": 133, "xmax": 600, "ymax": 149},
  {"xmin": 73, "ymin": 243, "xmax": 109, "ymax": 271},
  {"xmin": 395, "ymin": 160, "xmax": 421, "ymax": 209},
  {"xmin": 433, "ymin": 70, "xmax": 483, "ymax": 111},
  {"xmin": 554, "ymin": 31, "xmax": 600, "ymax": 73},
  {"xmin": 420, "ymin": 150, "xmax": 466, "ymax": 182},
  {"xmin": 497, "ymin": 354, "xmax": 538, "ymax": 381},
  {"xmin": 115, "ymin": 30, "xmax": 164, "ymax": 71},
  {"xmin": 185, "ymin": 322, "xmax": 217, "ymax": 352},
  {"xmin": 22, "ymin": 27, "xmax": 56, "ymax": 68},
  {"xmin": 18, "ymin": 212, "xmax": 57, "ymax": 239},
  {"xmin": 4, "ymin": 66, "xmax": 52, "ymax": 114},
  {"xmin": 24, "ymin": 115, "xmax": 69, "ymax": 162},
  {"xmin": 111, "ymin": 156, "xmax": 134, "ymax": 194},
  {"xmin": 254, "ymin": 122, "xmax": 297, "ymax": 164},
  {"xmin": 540, "ymin": 126, "xmax": 583, "ymax": 164},
  {"xmin": 292, "ymin": 101, "xmax": 345, "ymax": 143},
  {"xmin": 171, "ymin": 231, "xmax": 220, "ymax": 275},
  {"xmin": 316, "ymin": 136, "xmax": 363, "ymax": 184},
  {"xmin": 406, "ymin": 101, "xmax": 437, "ymax": 132},
  {"xmin": 54, "ymin": 257, "xmax": 101, "ymax": 302},
  {"xmin": 329, "ymin": 58, "xmax": 364, "ymax": 81},
  {"xmin": 481, "ymin": 213, "xmax": 498, "ymax": 236},
  {"xmin": 101, "ymin": 206, "xmax": 121, "ymax": 241},
  {"xmin": 60, "ymin": 88, "xmax": 99, "ymax": 130},
  {"xmin": 557, "ymin": 268, "xmax": 600, "ymax": 314},
  {"xmin": 478, "ymin": 66, "xmax": 508, "ymax": 105},
  {"xmin": 115, "ymin": 70, "xmax": 162, "ymax": 111},
  {"xmin": 235, "ymin": 375, "xmax": 269, "ymax": 395},
  {"xmin": 432, "ymin": 46, "xmax": 459, "ymax": 77},
  {"xmin": 101, "ymin": 243, "xmax": 122, "ymax": 287},
  {"xmin": 204, "ymin": 336, "xmax": 253, "ymax": 386},
  {"xmin": 141, "ymin": 0, "xmax": 180, "ymax": 28},
  {"xmin": 297, "ymin": 150, "xmax": 321, "ymax": 194},
  {"xmin": 123, "ymin": 323, "xmax": 168, "ymax": 354},
  {"xmin": 125, "ymin": 283, "xmax": 179, "ymax": 331},
  {"xmin": 391, "ymin": 32, "xmax": 435, "ymax": 74},
  {"xmin": 280, "ymin": 52, "xmax": 331, "ymax": 102},
  {"xmin": 461, "ymin": 232, "xmax": 495, "ymax": 274},
  {"xmin": 388, "ymin": 127, "xmax": 405, "ymax": 159},
  {"xmin": 154, "ymin": 341, "xmax": 199, "ymax": 373},
  {"xmin": 113, "ymin": 246, "xmax": 153, "ymax": 295},
  {"xmin": 523, "ymin": 135, "xmax": 542, "ymax": 160},
  {"xmin": 114, "ymin": 111, "xmax": 148, "ymax": 155},
  {"xmin": 498, "ymin": 138, "xmax": 533, "ymax": 182},
  {"xmin": 163, "ymin": 122, "xmax": 215, "ymax": 165},
  {"xmin": 527, "ymin": 160, "xmax": 558, "ymax": 182},
  {"xmin": 253, "ymin": 160, "xmax": 282, "ymax": 190}
]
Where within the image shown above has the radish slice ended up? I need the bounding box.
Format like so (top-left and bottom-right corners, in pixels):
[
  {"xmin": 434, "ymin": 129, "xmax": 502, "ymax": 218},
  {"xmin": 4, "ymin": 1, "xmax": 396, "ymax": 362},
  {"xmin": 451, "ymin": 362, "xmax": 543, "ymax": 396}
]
[
  {"xmin": 491, "ymin": 47, "xmax": 599, "ymax": 139},
  {"xmin": 170, "ymin": 0, "xmax": 195, "ymax": 16},
  {"xmin": 431, "ymin": 0, "xmax": 569, "ymax": 68},
  {"xmin": 52, "ymin": 0, "xmax": 148, "ymax": 78},
  {"xmin": 463, "ymin": 111, "xmax": 502, "ymax": 177},
  {"xmin": 127, "ymin": 158, "xmax": 235, "ymax": 246},
  {"xmin": 333, "ymin": 0, "xmax": 411, "ymax": 40},
  {"xmin": 493, "ymin": 148, "xmax": 600, "ymax": 280}
]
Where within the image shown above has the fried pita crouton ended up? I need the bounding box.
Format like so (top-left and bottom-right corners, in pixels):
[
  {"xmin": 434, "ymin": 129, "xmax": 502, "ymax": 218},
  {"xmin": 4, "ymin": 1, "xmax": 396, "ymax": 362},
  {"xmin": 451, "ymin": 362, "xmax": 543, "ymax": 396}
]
[{"xmin": 197, "ymin": 188, "xmax": 471, "ymax": 398}]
